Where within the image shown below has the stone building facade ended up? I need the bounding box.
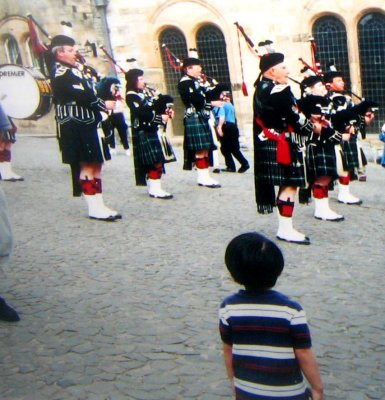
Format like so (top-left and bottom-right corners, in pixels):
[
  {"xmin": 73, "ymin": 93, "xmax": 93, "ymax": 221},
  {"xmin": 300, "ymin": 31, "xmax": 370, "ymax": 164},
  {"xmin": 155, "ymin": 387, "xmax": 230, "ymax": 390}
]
[{"xmin": 1, "ymin": 0, "xmax": 384, "ymax": 137}]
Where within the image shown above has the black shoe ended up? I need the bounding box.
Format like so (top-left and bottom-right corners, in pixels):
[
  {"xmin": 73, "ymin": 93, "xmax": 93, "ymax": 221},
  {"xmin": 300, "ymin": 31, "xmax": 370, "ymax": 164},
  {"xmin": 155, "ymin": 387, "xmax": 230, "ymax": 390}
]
[
  {"xmin": 149, "ymin": 193, "xmax": 174, "ymax": 200},
  {"xmin": 198, "ymin": 183, "xmax": 221, "ymax": 188},
  {"xmin": 212, "ymin": 168, "xmax": 221, "ymax": 174},
  {"xmin": 0, "ymin": 298, "xmax": 20, "ymax": 322},
  {"xmin": 276, "ymin": 235, "xmax": 311, "ymax": 245},
  {"xmin": 221, "ymin": 168, "xmax": 236, "ymax": 173},
  {"xmin": 89, "ymin": 215, "xmax": 117, "ymax": 221},
  {"xmin": 238, "ymin": 164, "xmax": 250, "ymax": 173}
]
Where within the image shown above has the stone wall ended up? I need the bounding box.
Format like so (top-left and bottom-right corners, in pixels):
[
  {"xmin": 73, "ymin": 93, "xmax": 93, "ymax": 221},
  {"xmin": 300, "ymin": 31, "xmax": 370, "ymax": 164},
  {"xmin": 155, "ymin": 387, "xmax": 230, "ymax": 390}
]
[{"xmin": 0, "ymin": 0, "xmax": 384, "ymax": 137}]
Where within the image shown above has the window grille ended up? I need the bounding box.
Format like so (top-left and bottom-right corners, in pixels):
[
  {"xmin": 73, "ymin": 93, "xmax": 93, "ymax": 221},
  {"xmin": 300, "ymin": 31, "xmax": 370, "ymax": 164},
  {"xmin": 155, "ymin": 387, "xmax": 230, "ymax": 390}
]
[
  {"xmin": 196, "ymin": 25, "xmax": 231, "ymax": 93},
  {"xmin": 4, "ymin": 35, "xmax": 22, "ymax": 65},
  {"xmin": 358, "ymin": 13, "xmax": 385, "ymax": 132},
  {"xmin": 312, "ymin": 16, "xmax": 351, "ymax": 88},
  {"xmin": 159, "ymin": 28, "xmax": 188, "ymax": 98},
  {"xmin": 159, "ymin": 28, "xmax": 188, "ymax": 136}
]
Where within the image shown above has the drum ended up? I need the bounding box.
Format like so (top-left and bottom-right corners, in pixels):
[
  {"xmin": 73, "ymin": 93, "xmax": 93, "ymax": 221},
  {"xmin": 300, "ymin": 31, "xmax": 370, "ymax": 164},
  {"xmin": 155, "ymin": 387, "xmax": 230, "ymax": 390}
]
[{"xmin": 0, "ymin": 64, "xmax": 52, "ymax": 120}]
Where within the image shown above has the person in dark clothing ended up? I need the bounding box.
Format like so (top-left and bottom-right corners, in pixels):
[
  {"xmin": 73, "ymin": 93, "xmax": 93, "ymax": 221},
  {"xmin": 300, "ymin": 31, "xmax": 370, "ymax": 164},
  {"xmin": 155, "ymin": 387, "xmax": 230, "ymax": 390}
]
[
  {"xmin": 213, "ymin": 91, "xmax": 249, "ymax": 173},
  {"xmin": 50, "ymin": 34, "xmax": 121, "ymax": 221},
  {"xmin": 125, "ymin": 68, "xmax": 176, "ymax": 199},
  {"xmin": 178, "ymin": 57, "xmax": 224, "ymax": 188},
  {"xmin": 253, "ymin": 53, "xmax": 318, "ymax": 244}
]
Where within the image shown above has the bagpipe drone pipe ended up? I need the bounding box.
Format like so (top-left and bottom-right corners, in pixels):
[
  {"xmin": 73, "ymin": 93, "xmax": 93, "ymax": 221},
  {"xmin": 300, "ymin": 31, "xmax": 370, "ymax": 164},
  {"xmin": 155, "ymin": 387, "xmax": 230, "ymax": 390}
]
[{"xmin": 330, "ymin": 100, "xmax": 379, "ymax": 132}]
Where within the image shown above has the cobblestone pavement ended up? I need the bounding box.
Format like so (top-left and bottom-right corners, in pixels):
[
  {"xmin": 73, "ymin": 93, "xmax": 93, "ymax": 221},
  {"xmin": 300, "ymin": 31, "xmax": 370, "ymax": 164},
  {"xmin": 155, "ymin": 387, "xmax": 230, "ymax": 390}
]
[{"xmin": 0, "ymin": 136, "xmax": 384, "ymax": 400}]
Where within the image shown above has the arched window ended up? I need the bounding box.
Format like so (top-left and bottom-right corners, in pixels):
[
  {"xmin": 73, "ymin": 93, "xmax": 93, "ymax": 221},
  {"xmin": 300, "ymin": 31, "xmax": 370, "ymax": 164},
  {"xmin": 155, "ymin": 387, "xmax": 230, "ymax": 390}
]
[
  {"xmin": 4, "ymin": 34, "xmax": 22, "ymax": 65},
  {"xmin": 159, "ymin": 28, "xmax": 188, "ymax": 136},
  {"xmin": 196, "ymin": 25, "xmax": 231, "ymax": 93},
  {"xmin": 25, "ymin": 36, "xmax": 49, "ymax": 76},
  {"xmin": 358, "ymin": 12, "xmax": 385, "ymax": 131},
  {"xmin": 312, "ymin": 16, "xmax": 350, "ymax": 88},
  {"xmin": 159, "ymin": 28, "xmax": 188, "ymax": 97}
]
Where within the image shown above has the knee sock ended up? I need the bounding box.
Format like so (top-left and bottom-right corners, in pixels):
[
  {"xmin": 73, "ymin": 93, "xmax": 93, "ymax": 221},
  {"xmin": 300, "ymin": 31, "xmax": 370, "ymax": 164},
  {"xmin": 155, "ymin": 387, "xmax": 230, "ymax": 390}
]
[
  {"xmin": 195, "ymin": 157, "xmax": 209, "ymax": 169},
  {"xmin": 0, "ymin": 149, "xmax": 11, "ymax": 162},
  {"xmin": 147, "ymin": 165, "xmax": 163, "ymax": 180},
  {"xmin": 93, "ymin": 178, "xmax": 102, "ymax": 194},
  {"xmin": 312, "ymin": 184, "xmax": 328, "ymax": 199},
  {"xmin": 339, "ymin": 176, "xmax": 350, "ymax": 185},
  {"xmin": 80, "ymin": 179, "xmax": 97, "ymax": 195},
  {"xmin": 276, "ymin": 199, "xmax": 294, "ymax": 217}
]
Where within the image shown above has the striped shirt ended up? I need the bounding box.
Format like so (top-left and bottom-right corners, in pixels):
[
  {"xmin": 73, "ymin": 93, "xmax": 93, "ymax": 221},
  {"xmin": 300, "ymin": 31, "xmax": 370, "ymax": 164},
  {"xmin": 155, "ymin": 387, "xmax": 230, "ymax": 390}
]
[{"xmin": 219, "ymin": 289, "xmax": 311, "ymax": 399}]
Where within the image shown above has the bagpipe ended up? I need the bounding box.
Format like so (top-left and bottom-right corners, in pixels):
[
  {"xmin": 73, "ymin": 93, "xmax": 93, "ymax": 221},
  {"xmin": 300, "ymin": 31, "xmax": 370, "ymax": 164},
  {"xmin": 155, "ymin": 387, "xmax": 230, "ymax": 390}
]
[
  {"xmin": 99, "ymin": 45, "xmax": 175, "ymax": 115},
  {"xmin": 99, "ymin": 45, "xmax": 127, "ymax": 75},
  {"xmin": 234, "ymin": 22, "xmax": 303, "ymax": 91},
  {"xmin": 152, "ymin": 93, "xmax": 174, "ymax": 115},
  {"xmin": 298, "ymin": 36, "xmax": 378, "ymax": 112},
  {"xmin": 330, "ymin": 100, "xmax": 378, "ymax": 132},
  {"xmin": 74, "ymin": 51, "xmax": 101, "ymax": 82},
  {"xmin": 296, "ymin": 35, "xmax": 378, "ymax": 136},
  {"xmin": 161, "ymin": 43, "xmax": 228, "ymax": 100}
]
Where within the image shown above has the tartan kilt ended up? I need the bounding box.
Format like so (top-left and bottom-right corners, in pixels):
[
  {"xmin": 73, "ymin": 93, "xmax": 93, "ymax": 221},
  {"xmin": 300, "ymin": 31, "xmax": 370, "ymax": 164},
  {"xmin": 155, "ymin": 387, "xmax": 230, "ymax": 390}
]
[
  {"xmin": 255, "ymin": 138, "xmax": 306, "ymax": 187},
  {"xmin": 306, "ymin": 142, "xmax": 338, "ymax": 183},
  {"xmin": 341, "ymin": 137, "xmax": 359, "ymax": 168},
  {"xmin": 59, "ymin": 120, "xmax": 105, "ymax": 165},
  {"xmin": 183, "ymin": 113, "xmax": 217, "ymax": 152},
  {"xmin": 135, "ymin": 129, "xmax": 175, "ymax": 167}
]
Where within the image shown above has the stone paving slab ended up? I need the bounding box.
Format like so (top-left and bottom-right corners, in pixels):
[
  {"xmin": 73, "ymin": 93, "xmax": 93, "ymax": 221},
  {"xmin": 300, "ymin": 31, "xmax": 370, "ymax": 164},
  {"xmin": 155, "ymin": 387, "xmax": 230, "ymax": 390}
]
[{"xmin": 0, "ymin": 136, "xmax": 384, "ymax": 399}]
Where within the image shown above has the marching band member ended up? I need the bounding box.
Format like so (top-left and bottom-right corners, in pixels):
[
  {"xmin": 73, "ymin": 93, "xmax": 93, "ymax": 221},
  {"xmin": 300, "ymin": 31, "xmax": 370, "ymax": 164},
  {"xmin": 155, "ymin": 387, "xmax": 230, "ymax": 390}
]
[
  {"xmin": 324, "ymin": 70, "xmax": 368, "ymax": 205},
  {"xmin": 50, "ymin": 34, "xmax": 121, "ymax": 221},
  {"xmin": 0, "ymin": 103, "xmax": 23, "ymax": 182},
  {"xmin": 96, "ymin": 76, "xmax": 130, "ymax": 156},
  {"xmin": 177, "ymin": 57, "xmax": 224, "ymax": 188},
  {"xmin": 125, "ymin": 68, "xmax": 176, "ymax": 199},
  {"xmin": 253, "ymin": 53, "xmax": 318, "ymax": 245},
  {"xmin": 298, "ymin": 75, "xmax": 344, "ymax": 222}
]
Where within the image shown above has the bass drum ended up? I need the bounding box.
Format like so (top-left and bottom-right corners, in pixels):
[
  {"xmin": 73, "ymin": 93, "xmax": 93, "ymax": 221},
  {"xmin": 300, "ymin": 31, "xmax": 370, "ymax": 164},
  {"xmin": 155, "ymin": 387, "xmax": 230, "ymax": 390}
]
[{"xmin": 0, "ymin": 64, "xmax": 53, "ymax": 120}]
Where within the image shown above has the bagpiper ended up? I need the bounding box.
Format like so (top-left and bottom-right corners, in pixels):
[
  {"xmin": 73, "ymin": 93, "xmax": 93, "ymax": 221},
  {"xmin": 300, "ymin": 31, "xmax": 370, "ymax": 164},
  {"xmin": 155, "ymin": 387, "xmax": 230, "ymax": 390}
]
[
  {"xmin": 125, "ymin": 68, "xmax": 176, "ymax": 199},
  {"xmin": 177, "ymin": 57, "xmax": 224, "ymax": 188},
  {"xmin": 253, "ymin": 53, "xmax": 318, "ymax": 245},
  {"xmin": 50, "ymin": 34, "xmax": 121, "ymax": 221},
  {"xmin": 298, "ymin": 75, "xmax": 344, "ymax": 222},
  {"xmin": 323, "ymin": 69, "xmax": 374, "ymax": 205}
]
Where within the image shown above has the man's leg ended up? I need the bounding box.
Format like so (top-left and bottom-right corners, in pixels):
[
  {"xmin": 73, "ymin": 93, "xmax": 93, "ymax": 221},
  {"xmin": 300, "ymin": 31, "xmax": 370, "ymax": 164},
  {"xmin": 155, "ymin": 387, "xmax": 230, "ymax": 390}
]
[
  {"xmin": 147, "ymin": 163, "xmax": 173, "ymax": 199},
  {"xmin": 196, "ymin": 150, "xmax": 221, "ymax": 188},
  {"xmin": 313, "ymin": 176, "xmax": 344, "ymax": 221},
  {"xmin": 80, "ymin": 163, "xmax": 119, "ymax": 221},
  {"xmin": 276, "ymin": 186, "xmax": 310, "ymax": 245}
]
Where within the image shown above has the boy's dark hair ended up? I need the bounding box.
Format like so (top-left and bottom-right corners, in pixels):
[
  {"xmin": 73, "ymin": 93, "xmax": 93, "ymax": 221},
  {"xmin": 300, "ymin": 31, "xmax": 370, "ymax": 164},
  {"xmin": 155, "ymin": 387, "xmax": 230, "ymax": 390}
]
[{"xmin": 225, "ymin": 232, "xmax": 284, "ymax": 290}]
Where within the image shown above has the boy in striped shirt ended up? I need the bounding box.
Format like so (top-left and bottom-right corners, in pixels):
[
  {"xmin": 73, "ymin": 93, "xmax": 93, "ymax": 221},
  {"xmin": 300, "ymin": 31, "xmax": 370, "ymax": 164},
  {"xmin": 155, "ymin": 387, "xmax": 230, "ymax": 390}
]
[{"xmin": 219, "ymin": 232, "xmax": 324, "ymax": 399}]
